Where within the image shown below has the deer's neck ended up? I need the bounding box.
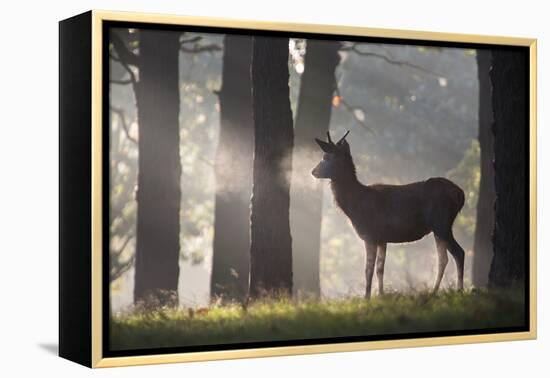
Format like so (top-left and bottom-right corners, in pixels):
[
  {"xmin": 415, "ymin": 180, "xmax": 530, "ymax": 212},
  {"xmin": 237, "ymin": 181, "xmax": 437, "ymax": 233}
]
[{"xmin": 329, "ymin": 163, "xmax": 364, "ymax": 214}]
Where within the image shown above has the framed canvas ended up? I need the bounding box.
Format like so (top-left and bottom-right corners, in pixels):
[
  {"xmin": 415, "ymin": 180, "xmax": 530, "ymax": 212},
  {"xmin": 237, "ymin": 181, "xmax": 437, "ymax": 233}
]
[{"xmin": 59, "ymin": 10, "xmax": 537, "ymax": 368}]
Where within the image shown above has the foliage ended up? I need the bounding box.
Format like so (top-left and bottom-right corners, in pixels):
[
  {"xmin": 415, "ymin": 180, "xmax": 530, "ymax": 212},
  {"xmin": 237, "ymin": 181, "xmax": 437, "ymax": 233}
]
[{"xmin": 111, "ymin": 289, "xmax": 524, "ymax": 350}]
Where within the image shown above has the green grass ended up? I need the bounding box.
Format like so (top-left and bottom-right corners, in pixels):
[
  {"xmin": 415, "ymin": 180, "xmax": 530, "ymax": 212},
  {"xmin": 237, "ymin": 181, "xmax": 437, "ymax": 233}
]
[{"xmin": 110, "ymin": 289, "xmax": 525, "ymax": 351}]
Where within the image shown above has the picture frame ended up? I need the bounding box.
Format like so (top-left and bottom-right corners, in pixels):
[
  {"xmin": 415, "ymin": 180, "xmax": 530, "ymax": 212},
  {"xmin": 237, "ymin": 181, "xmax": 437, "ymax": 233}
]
[{"xmin": 59, "ymin": 10, "xmax": 537, "ymax": 368}]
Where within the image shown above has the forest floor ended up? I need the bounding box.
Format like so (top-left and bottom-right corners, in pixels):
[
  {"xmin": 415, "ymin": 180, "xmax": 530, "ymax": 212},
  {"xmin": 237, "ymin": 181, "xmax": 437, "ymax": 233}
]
[{"xmin": 110, "ymin": 289, "xmax": 526, "ymax": 351}]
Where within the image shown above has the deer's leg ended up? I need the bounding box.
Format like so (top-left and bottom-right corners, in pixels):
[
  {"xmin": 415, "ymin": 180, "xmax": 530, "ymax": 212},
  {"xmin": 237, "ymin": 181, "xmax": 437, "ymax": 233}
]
[
  {"xmin": 365, "ymin": 242, "xmax": 377, "ymax": 299},
  {"xmin": 376, "ymin": 243, "xmax": 387, "ymax": 296},
  {"xmin": 446, "ymin": 233, "xmax": 465, "ymax": 290},
  {"xmin": 433, "ymin": 235, "xmax": 449, "ymax": 293}
]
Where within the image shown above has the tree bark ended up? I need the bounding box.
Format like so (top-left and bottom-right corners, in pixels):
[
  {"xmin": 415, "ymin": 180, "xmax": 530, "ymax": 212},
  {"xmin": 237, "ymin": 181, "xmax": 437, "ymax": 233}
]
[
  {"xmin": 488, "ymin": 49, "xmax": 528, "ymax": 288},
  {"xmin": 133, "ymin": 30, "xmax": 182, "ymax": 306},
  {"xmin": 210, "ymin": 35, "xmax": 254, "ymax": 302},
  {"xmin": 472, "ymin": 49, "xmax": 496, "ymax": 287},
  {"xmin": 291, "ymin": 40, "xmax": 341, "ymax": 298},
  {"xmin": 249, "ymin": 36, "xmax": 294, "ymax": 299}
]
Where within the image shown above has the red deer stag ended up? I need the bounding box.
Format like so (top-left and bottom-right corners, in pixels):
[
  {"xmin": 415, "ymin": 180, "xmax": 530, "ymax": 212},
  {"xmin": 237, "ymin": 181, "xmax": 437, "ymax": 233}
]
[{"xmin": 312, "ymin": 131, "xmax": 465, "ymax": 298}]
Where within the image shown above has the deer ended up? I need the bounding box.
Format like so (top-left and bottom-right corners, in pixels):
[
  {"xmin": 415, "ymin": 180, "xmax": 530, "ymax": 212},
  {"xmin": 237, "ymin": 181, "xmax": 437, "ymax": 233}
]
[{"xmin": 312, "ymin": 131, "xmax": 466, "ymax": 299}]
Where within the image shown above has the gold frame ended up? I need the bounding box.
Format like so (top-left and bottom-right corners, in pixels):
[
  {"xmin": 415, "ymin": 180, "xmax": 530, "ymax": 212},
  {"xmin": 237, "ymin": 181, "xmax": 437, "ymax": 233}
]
[{"xmin": 90, "ymin": 9, "xmax": 537, "ymax": 368}]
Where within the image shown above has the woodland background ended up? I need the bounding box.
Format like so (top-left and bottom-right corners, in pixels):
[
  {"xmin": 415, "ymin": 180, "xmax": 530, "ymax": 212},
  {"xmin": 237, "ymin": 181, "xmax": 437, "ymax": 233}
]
[{"xmin": 108, "ymin": 29, "xmax": 521, "ymax": 311}]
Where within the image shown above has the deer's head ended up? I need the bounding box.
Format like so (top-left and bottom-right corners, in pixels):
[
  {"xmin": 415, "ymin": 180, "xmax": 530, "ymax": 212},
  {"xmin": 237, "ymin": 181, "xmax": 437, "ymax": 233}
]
[{"xmin": 311, "ymin": 131, "xmax": 351, "ymax": 179}]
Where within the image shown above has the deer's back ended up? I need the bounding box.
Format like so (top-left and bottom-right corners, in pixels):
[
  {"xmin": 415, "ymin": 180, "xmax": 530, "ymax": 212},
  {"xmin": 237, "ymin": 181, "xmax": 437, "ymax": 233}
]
[{"xmin": 348, "ymin": 177, "xmax": 464, "ymax": 243}]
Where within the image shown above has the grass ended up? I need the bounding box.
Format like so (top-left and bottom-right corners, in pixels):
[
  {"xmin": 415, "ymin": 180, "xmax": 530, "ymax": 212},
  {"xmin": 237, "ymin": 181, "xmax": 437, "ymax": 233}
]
[{"xmin": 110, "ymin": 289, "xmax": 525, "ymax": 351}]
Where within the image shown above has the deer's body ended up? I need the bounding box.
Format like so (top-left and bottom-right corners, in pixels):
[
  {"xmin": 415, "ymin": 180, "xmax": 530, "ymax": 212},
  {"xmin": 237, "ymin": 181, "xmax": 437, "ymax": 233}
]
[
  {"xmin": 313, "ymin": 132, "xmax": 465, "ymax": 298},
  {"xmin": 332, "ymin": 177, "xmax": 464, "ymax": 244}
]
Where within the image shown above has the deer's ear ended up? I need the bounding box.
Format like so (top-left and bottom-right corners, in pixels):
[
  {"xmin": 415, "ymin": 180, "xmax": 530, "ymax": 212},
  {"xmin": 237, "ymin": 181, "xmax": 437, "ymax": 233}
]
[{"xmin": 315, "ymin": 138, "xmax": 334, "ymax": 153}]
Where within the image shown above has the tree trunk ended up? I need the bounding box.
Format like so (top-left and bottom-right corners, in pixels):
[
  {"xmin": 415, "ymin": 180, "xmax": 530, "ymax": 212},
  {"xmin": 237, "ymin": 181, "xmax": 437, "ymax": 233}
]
[
  {"xmin": 249, "ymin": 36, "xmax": 294, "ymax": 299},
  {"xmin": 134, "ymin": 30, "xmax": 181, "ymax": 306},
  {"xmin": 488, "ymin": 49, "xmax": 528, "ymax": 288},
  {"xmin": 472, "ymin": 49, "xmax": 496, "ymax": 287},
  {"xmin": 291, "ymin": 40, "xmax": 341, "ymax": 298},
  {"xmin": 211, "ymin": 35, "xmax": 254, "ymax": 302}
]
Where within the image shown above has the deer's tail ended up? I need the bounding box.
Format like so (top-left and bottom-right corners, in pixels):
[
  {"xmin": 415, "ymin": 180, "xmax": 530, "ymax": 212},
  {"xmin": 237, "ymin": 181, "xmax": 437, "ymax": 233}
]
[
  {"xmin": 453, "ymin": 183, "xmax": 466, "ymax": 214},
  {"xmin": 428, "ymin": 177, "xmax": 465, "ymax": 216}
]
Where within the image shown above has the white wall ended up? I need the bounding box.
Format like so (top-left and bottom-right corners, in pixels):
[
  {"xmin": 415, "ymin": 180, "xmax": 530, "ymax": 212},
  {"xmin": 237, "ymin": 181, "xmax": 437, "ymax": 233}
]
[{"xmin": 0, "ymin": 0, "xmax": 546, "ymax": 376}]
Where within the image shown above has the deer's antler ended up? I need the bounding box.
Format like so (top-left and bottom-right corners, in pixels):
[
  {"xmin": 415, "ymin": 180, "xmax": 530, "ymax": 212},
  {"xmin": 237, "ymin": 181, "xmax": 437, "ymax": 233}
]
[
  {"xmin": 326, "ymin": 131, "xmax": 334, "ymax": 145},
  {"xmin": 337, "ymin": 130, "xmax": 350, "ymax": 145}
]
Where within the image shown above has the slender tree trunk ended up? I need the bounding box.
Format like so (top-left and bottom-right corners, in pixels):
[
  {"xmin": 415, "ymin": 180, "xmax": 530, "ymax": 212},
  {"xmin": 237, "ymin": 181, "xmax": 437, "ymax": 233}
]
[
  {"xmin": 134, "ymin": 30, "xmax": 181, "ymax": 306},
  {"xmin": 211, "ymin": 35, "xmax": 254, "ymax": 302},
  {"xmin": 488, "ymin": 49, "xmax": 528, "ymax": 288},
  {"xmin": 291, "ymin": 40, "xmax": 341, "ymax": 298},
  {"xmin": 472, "ymin": 49, "xmax": 496, "ymax": 287},
  {"xmin": 249, "ymin": 36, "xmax": 294, "ymax": 299}
]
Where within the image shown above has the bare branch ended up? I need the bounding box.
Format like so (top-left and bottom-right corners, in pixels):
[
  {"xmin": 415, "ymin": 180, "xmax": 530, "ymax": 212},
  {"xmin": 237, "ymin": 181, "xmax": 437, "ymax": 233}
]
[
  {"xmin": 111, "ymin": 233, "xmax": 134, "ymax": 259},
  {"xmin": 180, "ymin": 43, "xmax": 222, "ymax": 54},
  {"xmin": 109, "ymin": 78, "xmax": 133, "ymax": 85},
  {"xmin": 110, "ymin": 233, "xmax": 135, "ymax": 282},
  {"xmin": 110, "ymin": 255, "xmax": 135, "ymax": 282},
  {"xmin": 334, "ymin": 84, "xmax": 375, "ymax": 134},
  {"xmin": 109, "ymin": 51, "xmax": 138, "ymax": 87},
  {"xmin": 341, "ymin": 43, "xmax": 444, "ymax": 78},
  {"xmin": 110, "ymin": 30, "xmax": 139, "ymax": 92},
  {"xmin": 110, "ymin": 106, "xmax": 138, "ymax": 144},
  {"xmin": 180, "ymin": 36, "xmax": 202, "ymax": 45},
  {"xmin": 179, "ymin": 35, "xmax": 222, "ymax": 53},
  {"xmin": 111, "ymin": 31, "xmax": 139, "ymax": 66}
]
